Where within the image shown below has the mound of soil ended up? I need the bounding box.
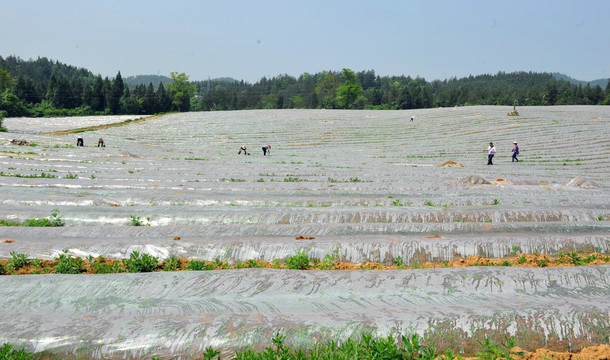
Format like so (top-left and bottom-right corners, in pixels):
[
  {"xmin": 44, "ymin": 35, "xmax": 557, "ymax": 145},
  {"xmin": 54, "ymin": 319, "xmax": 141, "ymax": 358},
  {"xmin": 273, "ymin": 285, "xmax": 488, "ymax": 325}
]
[
  {"xmin": 439, "ymin": 160, "xmax": 464, "ymax": 167},
  {"xmin": 566, "ymin": 176, "xmax": 599, "ymax": 189},
  {"xmin": 459, "ymin": 175, "xmax": 490, "ymax": 185},
  {"xmin": 513, "ymin": 344, "xmax": 610, "ymax": 360}
]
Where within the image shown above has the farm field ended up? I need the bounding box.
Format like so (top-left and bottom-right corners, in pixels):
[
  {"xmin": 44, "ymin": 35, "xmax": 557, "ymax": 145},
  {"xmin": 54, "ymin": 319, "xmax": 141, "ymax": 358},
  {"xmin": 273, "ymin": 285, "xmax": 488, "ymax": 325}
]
[{"xmin": 0, "ymin": 106, "xmax": 609, "ymax": 359}]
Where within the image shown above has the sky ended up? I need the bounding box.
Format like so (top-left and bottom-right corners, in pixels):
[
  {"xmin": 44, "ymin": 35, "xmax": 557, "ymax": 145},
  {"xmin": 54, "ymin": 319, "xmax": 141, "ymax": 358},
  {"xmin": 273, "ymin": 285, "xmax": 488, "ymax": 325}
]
[{"xmin": 2, "ymin": 0, "xmax": 609, "ymax": 83}]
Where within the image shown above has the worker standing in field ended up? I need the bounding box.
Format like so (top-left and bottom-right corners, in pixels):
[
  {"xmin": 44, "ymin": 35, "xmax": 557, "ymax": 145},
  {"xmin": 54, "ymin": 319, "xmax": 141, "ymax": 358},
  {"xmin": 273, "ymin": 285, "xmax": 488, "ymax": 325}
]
[
  {"xmin": 512, "ymin": 141, "xmax": 519, "ymax": 162},
  {"xmin": 485, "ymin": 142, "xmax": 496, "ymax": 165},
  {"xmin": 262, "ymin": 144, "xmax": 271, "ymax": 156}
]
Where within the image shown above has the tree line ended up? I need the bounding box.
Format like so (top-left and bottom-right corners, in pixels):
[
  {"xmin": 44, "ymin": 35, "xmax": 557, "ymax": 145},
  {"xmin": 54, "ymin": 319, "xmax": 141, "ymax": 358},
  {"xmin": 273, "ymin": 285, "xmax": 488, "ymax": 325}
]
[{"xmin": 1, "ymin": 55, "xmax": 609, "ymax": 120}]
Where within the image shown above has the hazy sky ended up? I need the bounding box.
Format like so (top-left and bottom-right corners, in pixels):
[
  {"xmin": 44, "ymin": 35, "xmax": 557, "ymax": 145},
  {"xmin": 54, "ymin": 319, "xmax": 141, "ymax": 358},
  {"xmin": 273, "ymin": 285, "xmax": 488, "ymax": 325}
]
[{"xmin": 3, "ymin": 0, "xmax": 609, "ymax": 83}]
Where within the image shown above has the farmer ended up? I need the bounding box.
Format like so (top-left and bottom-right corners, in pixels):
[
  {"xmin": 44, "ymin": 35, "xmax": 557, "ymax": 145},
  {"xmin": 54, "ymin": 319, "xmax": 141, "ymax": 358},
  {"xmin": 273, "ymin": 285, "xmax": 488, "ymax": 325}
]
[
  {"xmin": 262, "ymin": 144, "xmax": 271, "ymax": 156},
  {"xmin": 485, "ymin": 142, "xmax": 496, "ymax": 165},
  {"xmin": 512, "ymin": 141, "xmax": 519, "ymax": 162},
  {"xmin": 98, "ymin": 137, "xmax": 105, "ymax": 147},
  {"xmin": 410, "ymin": 115, "xmax": 414, "ymax": 122},
  {"xmin": 76, "ymin": 137, "xmax": 84, "ymax": 147},
  {"xmin": 238, "ymin": 145, "xmax": 248, "ymax": 155}
]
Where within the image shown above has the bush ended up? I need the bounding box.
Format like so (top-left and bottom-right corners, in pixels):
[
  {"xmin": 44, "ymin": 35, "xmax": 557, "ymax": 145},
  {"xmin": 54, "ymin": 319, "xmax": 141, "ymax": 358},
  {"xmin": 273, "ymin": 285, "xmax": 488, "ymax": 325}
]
[{"xmin": 0, "ymin": 109, "xmax": 7, "ymax": 132}]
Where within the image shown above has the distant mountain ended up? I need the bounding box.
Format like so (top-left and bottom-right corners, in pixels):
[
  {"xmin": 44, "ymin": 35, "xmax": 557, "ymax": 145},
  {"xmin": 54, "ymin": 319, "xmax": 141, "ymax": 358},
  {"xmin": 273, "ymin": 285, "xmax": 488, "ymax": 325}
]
[
  {"xmin": 123, "ymin": 75, "xmax": 173, "ymax": 88},
  {"xmin": 552, "ymin": 73, "xmax": 609, "ymax": 88}
]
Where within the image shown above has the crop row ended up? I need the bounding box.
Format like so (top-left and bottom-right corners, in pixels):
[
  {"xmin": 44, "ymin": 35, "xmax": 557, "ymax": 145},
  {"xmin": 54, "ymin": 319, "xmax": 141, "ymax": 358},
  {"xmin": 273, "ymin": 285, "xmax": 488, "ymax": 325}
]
[
  {"xmin": 3, "ymin": 331, "xmax": 610, "ymax": 360},
  {"xmin": 1, "ymin": 249, "xmax": 608, "ymax": 276}
]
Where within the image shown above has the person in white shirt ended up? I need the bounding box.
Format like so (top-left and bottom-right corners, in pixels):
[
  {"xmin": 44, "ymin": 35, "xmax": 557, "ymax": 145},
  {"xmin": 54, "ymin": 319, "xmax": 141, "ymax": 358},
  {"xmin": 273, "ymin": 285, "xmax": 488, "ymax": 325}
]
[{"xmin": 486, "ymin": 142, "xmax": 496, "ymax": 165}]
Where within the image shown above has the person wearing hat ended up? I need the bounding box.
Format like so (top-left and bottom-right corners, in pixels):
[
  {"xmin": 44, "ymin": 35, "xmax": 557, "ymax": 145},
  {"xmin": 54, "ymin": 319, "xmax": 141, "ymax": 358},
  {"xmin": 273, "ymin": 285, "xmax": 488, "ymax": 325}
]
[
  {"xmin": 485, "ymin": 142, "xmax": 496, "ymax": 165},
  {"xmin": 262, "ymin": 144, "xmax": 271, "ymax": 156},
  {"xmin": 512, "ymin": 141, "xmax": 519, "ymax": 162},
  {"xmin": 238, "ymin": 145, "xmax": 248, "ymax": 155}
]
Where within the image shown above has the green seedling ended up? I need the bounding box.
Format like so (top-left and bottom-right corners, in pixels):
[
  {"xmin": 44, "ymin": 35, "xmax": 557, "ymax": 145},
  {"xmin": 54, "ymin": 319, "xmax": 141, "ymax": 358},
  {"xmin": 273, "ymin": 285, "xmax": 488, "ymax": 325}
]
[
  {"xmin": 163, "ymin": 256, "xmax": 180, "ymax": 271},
  {"xmin": 55, "ymin": 250, "xmax": 85, "ymax": 274},
  {"xmin": 8, "ymin": 252, "xmax": 32, "ymax": 271},
  {"xmin": 510, "ymin": 245, "xmax": 522, "ymax": 256},
  {"xmin": 188, "ymin": 260, "xmax": 214, "ymax": 271},
  {"xmin": 476, "ymin": 336, "xmax": 525, "ymax": 360},
  {"xmin": 129, "ymin": 215, "xmax": 151, "ymax": 226},
  {"xmin": 22, "ymin": 209, "xmax": 64, "ymax": 227},
  {"xmin": 393, "ymin": 256, "xmax": 405, "ymax": 266},
  {"xmin": 123, "ymin": 251, "xmax": 159, "ymax": 272},
  {"xmin": 285, "ymin": 251, "xmax": 310, "ymax": 270}
]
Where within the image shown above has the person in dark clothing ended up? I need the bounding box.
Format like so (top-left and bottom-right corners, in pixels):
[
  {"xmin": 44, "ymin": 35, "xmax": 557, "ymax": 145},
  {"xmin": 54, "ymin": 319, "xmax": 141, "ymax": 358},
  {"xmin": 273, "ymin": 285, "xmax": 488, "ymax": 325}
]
[
  {"xmin": 238, "ymin": 145, "xmax": 248, "ymax": 155},
  {"xmin": 486, "ymin": 142, "xmax": 496, "ymax": 165},
  {"xmin": 77, "ymin": 137, "xmax": 84, "ymax": 147},
  {"xmin": 512, "ymin": 141, "xmax": 519, "ymax": 162},
  {"xmin": 98, "ymin": 137, "xmax": 105, "ymax": 147},
  {"xmin": 262, "ymin": 144, "xmax": 271, "ymax": 156}
]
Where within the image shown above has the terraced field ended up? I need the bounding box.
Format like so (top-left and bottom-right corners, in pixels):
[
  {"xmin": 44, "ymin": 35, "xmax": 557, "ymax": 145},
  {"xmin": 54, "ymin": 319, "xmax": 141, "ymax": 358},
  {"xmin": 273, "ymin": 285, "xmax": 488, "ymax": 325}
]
[{"xmin": 0, "ymin": 106, "xmax": 609, "ymax": 358}]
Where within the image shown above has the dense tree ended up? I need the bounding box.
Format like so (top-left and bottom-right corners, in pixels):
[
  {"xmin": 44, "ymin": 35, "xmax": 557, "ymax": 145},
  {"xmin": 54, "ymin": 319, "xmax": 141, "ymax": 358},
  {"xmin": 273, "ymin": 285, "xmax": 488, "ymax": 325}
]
[
  {"xmin": 315, "ymin": 72, "xmax": 339, "ymax": 109},
  {"xmin": 142, "ymin": 83, "xmax": 157, "ymax": 114},
  {"xmin": 156, "ymin": 82, "xmax": 172, "ymax": 112},
  {"xmin": 337, "ymin": 68, "xmax": 363, "ymax": 109},
  {"xmin": 1, "ymin": 55, "xmax": 608, "ymax": 116},
  {"xmin": 107, "ymin": 71, "xmax": 124, "ymax": 114},
  {"xmin": 168, "ymin": 72, "xmax": 195, "ymax": 112},
  {"xmin": 0, "ymin": 66, "xmax": 14, "ymax": 91}
]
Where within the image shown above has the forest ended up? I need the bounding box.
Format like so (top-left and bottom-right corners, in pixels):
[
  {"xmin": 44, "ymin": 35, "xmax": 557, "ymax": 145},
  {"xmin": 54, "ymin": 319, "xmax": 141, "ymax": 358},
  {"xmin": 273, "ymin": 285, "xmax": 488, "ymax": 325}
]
[{"xmin": 1, "ymin": 55, "xmax": 609, "ymax": 121}]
